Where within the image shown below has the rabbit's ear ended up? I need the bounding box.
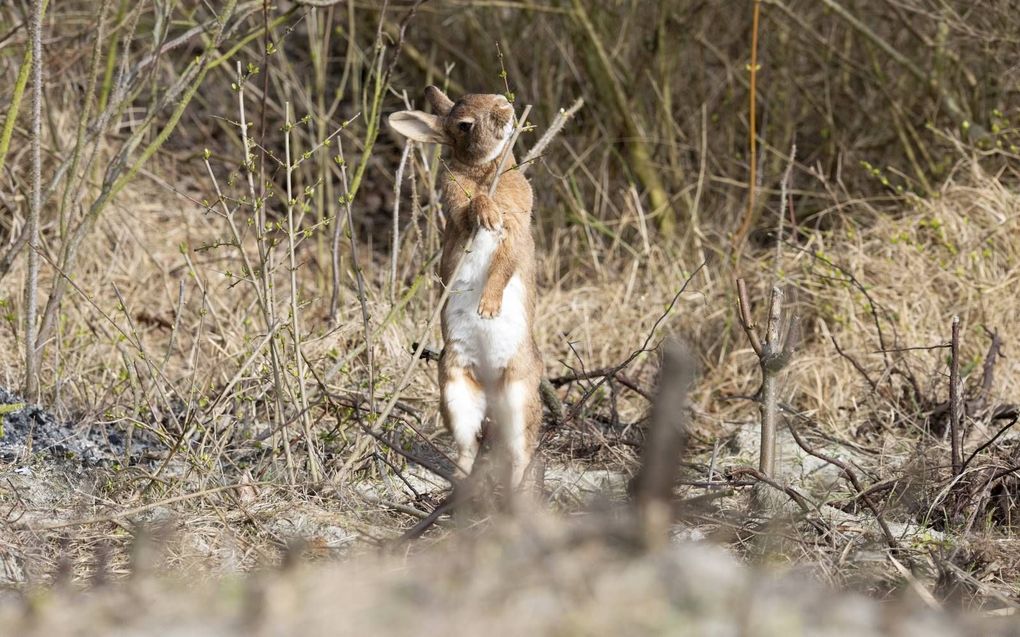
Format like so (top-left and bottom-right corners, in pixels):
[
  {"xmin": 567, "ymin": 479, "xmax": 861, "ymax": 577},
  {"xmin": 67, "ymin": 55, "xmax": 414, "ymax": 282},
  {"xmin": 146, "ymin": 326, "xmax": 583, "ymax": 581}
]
[
  {"xmin": 424, "ymin": 85, "xmax": 454, "ymax": 116},
  {"xmin": 388, "ymin": 111, "xmax": 449, "ymax": 145}
]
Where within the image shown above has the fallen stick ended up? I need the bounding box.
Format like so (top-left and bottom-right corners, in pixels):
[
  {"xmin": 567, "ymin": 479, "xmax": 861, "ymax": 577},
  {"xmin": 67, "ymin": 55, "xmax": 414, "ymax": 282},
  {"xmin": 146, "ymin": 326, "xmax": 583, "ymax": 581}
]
[{"xmin": 785, "ymin": 421, "xmax": 900, "ymax": 551}]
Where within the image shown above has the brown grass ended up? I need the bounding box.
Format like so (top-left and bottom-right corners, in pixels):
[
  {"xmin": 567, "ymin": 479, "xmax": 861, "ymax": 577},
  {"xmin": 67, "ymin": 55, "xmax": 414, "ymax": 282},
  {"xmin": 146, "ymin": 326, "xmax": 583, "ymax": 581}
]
[{"xmin": 1, "ymin": 0, "xmax": 1020, "ymax": 629}]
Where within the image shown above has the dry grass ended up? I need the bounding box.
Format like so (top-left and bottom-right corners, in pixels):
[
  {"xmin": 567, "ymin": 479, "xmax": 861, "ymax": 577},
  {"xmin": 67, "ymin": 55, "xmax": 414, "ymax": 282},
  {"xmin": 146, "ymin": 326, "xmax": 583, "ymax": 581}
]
[
  {"xmin": 2, "ymin": 0, "xmax": 1020, "ymax": 631},
  {"xmin": 3, "ymin": 157, "xmax": 1019, "ymax": 603}
]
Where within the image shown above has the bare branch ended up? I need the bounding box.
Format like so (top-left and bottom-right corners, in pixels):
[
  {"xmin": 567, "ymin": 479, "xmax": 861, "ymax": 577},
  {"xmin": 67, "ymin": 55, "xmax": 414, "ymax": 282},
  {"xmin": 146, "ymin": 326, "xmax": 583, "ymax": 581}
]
[
  {"xmin": 949, "ymin": 315, "xmax": 963, "ymax": 477},
  {"xmin": 785, "ymin": 420, "xmax": 901, "ymax": 551},
  {"xmin": 735, "ymin": 278, "xmax": 763, "ymax": 356},
  {"xmin": 518, "ymin": 98, "xmax": 584, "ymax": 176}
]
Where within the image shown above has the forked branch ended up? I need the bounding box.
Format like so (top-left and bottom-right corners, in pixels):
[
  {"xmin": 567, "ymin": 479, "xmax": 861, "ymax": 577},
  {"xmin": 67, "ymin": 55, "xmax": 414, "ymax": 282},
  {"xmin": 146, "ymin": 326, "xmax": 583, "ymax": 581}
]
[{"xmin": 735, "ymin": 279, "xmax": 797, "ymax": 477}]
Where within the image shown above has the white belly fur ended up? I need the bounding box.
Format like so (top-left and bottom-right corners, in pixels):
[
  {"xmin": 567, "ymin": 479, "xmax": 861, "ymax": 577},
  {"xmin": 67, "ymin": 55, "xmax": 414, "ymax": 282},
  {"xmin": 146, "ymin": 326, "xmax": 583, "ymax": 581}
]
[{"xmin": 444, "ymin": 229, "xmax": 527, "ymax": 385}]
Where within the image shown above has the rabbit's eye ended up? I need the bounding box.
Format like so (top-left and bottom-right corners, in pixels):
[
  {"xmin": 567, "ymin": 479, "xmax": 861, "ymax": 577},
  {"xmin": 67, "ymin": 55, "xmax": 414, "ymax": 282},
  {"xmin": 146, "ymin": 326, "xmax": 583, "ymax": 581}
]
[{"xmin": 457, "ymin": 121, "xmax": 473, "ymax": 133}]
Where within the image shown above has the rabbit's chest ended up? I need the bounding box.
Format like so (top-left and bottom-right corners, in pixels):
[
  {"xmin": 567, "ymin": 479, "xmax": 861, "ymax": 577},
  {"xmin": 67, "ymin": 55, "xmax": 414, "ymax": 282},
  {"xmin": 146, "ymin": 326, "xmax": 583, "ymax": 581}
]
[{"xmin": 443, "ymin": 230, "xmax": 527, "ymax": 382}]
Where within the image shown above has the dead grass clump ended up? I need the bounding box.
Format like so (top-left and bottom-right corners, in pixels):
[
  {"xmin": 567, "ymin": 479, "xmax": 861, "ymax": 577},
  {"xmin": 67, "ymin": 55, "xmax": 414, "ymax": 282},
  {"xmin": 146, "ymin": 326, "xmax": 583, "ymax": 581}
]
[{"xmin": 675, "ymin": 165, "xmax": 1020, "ymax": 601}]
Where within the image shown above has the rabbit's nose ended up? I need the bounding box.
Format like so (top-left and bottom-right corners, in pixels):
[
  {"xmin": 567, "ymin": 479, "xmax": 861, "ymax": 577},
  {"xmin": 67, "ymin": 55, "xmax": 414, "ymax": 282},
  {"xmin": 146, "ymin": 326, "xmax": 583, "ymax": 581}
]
[{"xmin": 457, "ymin": 120, "xmax": 474, "ymax": 133}]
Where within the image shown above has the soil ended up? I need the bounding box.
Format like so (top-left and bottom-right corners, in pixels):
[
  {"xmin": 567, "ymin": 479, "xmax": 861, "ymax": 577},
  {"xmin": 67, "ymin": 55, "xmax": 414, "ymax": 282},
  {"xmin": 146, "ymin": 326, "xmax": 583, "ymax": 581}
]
[{"xmin": 0, "ymin": 387, "xmax": 166, "ymax": 467}]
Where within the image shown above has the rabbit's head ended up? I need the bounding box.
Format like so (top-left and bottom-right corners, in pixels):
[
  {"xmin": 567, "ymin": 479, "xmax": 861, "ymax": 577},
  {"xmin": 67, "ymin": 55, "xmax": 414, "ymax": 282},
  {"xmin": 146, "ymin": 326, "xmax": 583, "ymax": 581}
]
[{"xmin": 388, "ymin": 86, "xmax": 515, "ymax": 165}]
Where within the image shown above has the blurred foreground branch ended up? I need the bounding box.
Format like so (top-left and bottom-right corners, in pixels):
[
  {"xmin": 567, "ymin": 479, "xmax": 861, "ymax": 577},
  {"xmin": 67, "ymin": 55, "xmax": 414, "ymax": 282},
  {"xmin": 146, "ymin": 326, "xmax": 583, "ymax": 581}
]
[{"xmin": 633, "ymin": 341, "xmax": 696, "ymax": 549}]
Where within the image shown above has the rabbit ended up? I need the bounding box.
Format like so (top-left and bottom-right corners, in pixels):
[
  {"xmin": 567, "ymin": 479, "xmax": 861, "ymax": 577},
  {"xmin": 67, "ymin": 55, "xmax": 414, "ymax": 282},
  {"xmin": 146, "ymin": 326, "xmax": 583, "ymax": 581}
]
[{"xmin": 388, "ymin": 86, "xmax": 542, "ymax": 486}]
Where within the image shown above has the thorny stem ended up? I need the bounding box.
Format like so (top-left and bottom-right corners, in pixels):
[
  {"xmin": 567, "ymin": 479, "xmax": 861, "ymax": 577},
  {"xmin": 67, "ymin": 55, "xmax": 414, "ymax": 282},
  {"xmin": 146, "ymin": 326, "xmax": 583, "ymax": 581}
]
[
  {"xmin": 338, "ymin": 132, "xmax": 376, "ymax": 413},
  {"xmin": 285, "ymin": 102, "xmax": 322, "ymax": 482},
  {"xmin": 237, "ymin": 61, "xmax": 295, "ymax": 484},
  {"xmin": 24, "ymin": 0, "xmax": 44, "ymax": 399}
]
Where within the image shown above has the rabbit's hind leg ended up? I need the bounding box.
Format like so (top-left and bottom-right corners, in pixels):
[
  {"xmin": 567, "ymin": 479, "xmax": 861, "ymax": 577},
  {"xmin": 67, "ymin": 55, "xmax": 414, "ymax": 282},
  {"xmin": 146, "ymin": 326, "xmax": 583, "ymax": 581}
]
[
  {"xmin": 440, "ymin": 363, "xmax": 486, "ymax": 478},
  {"xmin": 491, "ymin": 373, "xmax": 541, "ymax": 487}
]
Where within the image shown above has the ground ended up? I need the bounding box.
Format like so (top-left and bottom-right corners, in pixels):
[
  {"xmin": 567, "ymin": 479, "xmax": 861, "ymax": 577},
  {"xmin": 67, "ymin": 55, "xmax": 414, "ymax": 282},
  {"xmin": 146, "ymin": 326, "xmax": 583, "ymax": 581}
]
[{"xmin": 2, "ymin": 125, "xmax": 1020, "ymax": 635}]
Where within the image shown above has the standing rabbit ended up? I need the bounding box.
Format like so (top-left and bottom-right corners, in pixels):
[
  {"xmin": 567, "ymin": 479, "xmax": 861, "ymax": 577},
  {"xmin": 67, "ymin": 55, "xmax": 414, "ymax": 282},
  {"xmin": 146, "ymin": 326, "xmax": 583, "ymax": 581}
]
[{"xmin": 388, "ymin": 86, "xmax": 541, "ymax": 486}]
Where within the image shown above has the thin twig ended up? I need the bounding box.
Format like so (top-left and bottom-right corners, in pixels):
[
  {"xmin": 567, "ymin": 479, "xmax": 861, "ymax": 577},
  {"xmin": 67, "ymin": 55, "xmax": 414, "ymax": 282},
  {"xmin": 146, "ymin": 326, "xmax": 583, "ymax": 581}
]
[
  {"xmin": 962, "ymin": 415, "xmax": 1019, "ymax": 473},
  {"xmin": 358, "ymin": 492, "xmax": 431, "ymax": 520},
  {"xmin": 236, "ymin": 57, "xmax": 295, "ymax": 482},
  {"xmin": 339, "ymin": 129, "xmax": 376, "ymax": 413},
  {"xmin": 728, "ymin": 467, "xmax": 818, "ymax": 519},
  {"xmin": 390, "ymin": 141, "xmax": 411, "ymax": 303},
  {"xmin": 950, "ymin": 315, "xmax": 963, "ymax": 477},
  {"xmin": 518, "ymin": 98, "xmax": 584, "ymax": 175},
  {"xmin": 783, "ymin": 241, "xmax": 891, "ymax": 361},
  {"xmin": 830, "ymin": 333, "xmax": 878, "ymax": 393},
  {"xmin": 735, "ymin": 278, "xmax": 763, "ymax": 356},
  {"xmin": 399, "ymin": 490, "xmax": 458, "ymax": 541},
  {"xmin": 559, "ymin": 262, "xmax": 706, "ymax": 428},
  {"xmin": 284, "ymin": 102, "xmax": 321, "ymax": 481}
]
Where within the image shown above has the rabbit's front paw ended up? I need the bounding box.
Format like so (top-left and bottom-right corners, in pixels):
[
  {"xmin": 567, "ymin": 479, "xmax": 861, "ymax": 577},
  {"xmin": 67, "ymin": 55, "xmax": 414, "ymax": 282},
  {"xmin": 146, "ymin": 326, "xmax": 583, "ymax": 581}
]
[
  {"xmin": 469, "ymin": 194, "xmax": 503, "ymax": 231},
  {"xmin": 477, "ymin": 291, "xmax": 502, "ymax": 318}
]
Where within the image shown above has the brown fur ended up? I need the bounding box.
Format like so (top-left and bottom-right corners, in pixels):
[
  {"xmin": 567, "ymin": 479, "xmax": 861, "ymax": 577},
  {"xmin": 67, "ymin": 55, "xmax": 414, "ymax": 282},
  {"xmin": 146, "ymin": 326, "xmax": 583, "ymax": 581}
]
[{"xmin": 389, "ymin": 86, "xmax": 542, "ymax": 484}]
